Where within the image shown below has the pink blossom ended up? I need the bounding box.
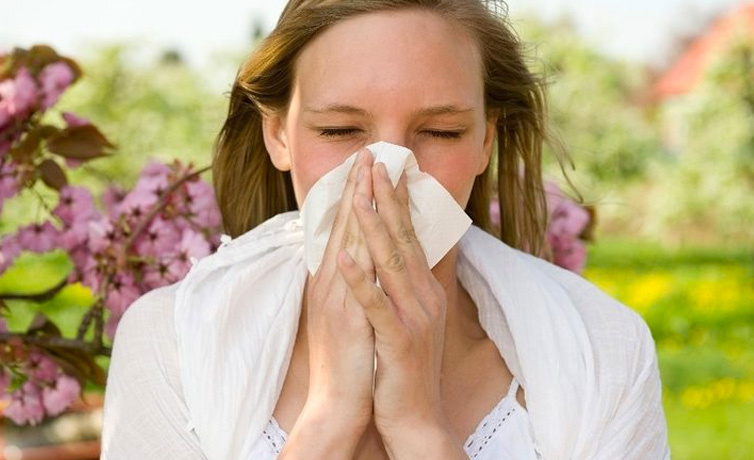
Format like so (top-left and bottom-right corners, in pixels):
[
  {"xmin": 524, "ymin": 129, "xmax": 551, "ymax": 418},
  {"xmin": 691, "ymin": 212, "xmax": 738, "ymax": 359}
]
[
  {"xmin": 186, "ymin": 180, "xmax": 222, "ymax": 229},
  {"xmin": 87, "ymin": 218, "xmax": 118, "ymax": 254},
  {"xmin": 4, "ymin": 381, "xmax": 45, "ymax": 426},
  {"xmin": 105, "ymin": 313, "xmax": 121, "ymax": 341},
  {"xmin": 38, "ymin": 62, "xmax": 74, "ymax": 109},
  {"xmin": 545, "ymin": 182, "xmax": 590, "ymax": 237},
  {"xmin": 141, "ymin": 161, "xmax": 172, "ymax": 178},
  {"xmin": 41, "ymin": 374, "xmax": 81, "ymax": 416},
  {"xmin": 66, "ymin": 245, "xmax": 91, "ymax": 283},
  {"xmin": 134, "ymin": 217, "xmax": 181, "ymax": 257},
  {"xmin": 549, "ymin": 199, "xmax": 590, "ymax": 238},
  {"xmin": 15, "ymin": 221, "xmax": 61, "ymax": 252},
  {"xmin": 61, "ymin": 111, "xmax": 90, "ymax": 128},
  {"xmin": 25, "ymin": 350, "xmax": 59, "ymax": 382},
  {"xmin": 0, "ymin": 158, "xmax": 19, "ymax": 202},
  {"xmin": 53, "ymin": 186, "xmax": 98, "ymax": 227},
  {"xmin": 60, "ymin": 221, "xmax": 91, "ymax": 251},
  {"xmin": 0, "ymin": 67, "xmax": 38, "ymax": 123},
  {"xmin": 178, "ymin": 228, "xmax": 211, "ymax": 261},
  {"xmin": 548, "ymin": 233, "xmax": 587, "ymax": 274},
  {"xmin": 0, "ymin": 234, "xmax": 22, "ymax": 274},
  {"xmin": 101, "ymin": 186, "xmax": 126, "ymax": 215},
  {"xmin": 0, "ymin": 158, "xmax": 19, "ymax": 216},
  {"xmin": 489, "ymin": 196, "xmax": 501, "ymax": 228},
  {"xmin": 142, "ymin": 230, "xmax": 208, "ymax": 288},
  {"xmin": 105, "ymin": 272, "xmax": 142, "ymax": 316},
  {"xmin": 79, "ymin": 254, "xmax": 102, "ymax": 292},
  {"xmin": 117, "ymin": 187, "xmax": 159, "ymax": 220}
]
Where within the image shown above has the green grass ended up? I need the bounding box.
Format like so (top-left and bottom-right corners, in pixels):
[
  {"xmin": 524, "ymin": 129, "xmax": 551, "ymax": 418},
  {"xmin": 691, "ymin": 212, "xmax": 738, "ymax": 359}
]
[{"xmin": 586, "ymin": 238, "xmax": 754, "ymax": 459}]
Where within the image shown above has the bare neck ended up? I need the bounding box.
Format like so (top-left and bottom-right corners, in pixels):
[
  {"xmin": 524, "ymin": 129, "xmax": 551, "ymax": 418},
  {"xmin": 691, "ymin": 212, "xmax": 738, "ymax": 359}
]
[{"xmin": 430, "ymin": 246, "xmax": 488, "ymax": 371}]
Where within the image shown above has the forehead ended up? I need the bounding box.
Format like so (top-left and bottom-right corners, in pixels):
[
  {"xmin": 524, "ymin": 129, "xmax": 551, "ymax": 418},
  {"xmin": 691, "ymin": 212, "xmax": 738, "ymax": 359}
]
[{"xmin": 293, "ymin": 8, "xmax": 484, "ymax": 109}]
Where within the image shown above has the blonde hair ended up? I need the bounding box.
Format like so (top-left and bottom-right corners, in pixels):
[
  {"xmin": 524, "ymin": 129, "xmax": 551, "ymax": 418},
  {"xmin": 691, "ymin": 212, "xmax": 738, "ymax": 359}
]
[{"xmin": 213, "ymin": 0, "xmax": 552, "ymax": 258}]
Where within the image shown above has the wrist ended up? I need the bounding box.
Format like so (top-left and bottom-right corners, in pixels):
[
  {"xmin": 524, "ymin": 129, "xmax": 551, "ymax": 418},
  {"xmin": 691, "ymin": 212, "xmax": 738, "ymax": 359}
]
[
  {"xmin": 279, "ymin": 402, "xmax": 369, "ymax": 460},
  {"xmin": 382, "ymin": 421, "xmax": 467, "ymax": 460}
]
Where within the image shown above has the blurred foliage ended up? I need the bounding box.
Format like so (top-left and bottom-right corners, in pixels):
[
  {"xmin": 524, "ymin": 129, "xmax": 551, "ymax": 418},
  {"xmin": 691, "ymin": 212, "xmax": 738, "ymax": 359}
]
[
  {"xmin": 643, "ymin": 35, "xmax": 754, "ymax": 245},
  {"xmin": 0, "ymin": 45, "xmax": 229, "ymax": 234},
  {"xmin": 585, "ymin": 238, "xmax": 754, "ymax": 459},
  {"xmin": 518, "ymin": 19, "xmax": 663, "ymax": 193},
  {"xmin": 57, "ymin": 45, "xmax": 227, "ymax": 190}
]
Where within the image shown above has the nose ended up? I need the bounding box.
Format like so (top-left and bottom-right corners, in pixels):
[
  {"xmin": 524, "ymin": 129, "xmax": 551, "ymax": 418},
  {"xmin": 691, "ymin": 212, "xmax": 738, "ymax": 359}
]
[{"xmin": 371, "ymin": 125, "xmax": 413, "ymax": 152}]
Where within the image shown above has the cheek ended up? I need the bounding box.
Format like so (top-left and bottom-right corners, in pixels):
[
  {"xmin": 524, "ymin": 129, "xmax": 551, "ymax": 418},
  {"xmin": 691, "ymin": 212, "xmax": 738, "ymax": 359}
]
[
  {"xmin": 288, "ymin": 136, "xmax": 361, "ymax": 205},
  {"xmin": 414, "ymin": 146, "xmax": 484, "ymax": 207}
]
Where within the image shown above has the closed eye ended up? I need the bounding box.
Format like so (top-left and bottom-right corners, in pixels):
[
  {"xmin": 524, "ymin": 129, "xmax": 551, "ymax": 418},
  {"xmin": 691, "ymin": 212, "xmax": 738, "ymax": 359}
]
[
  {"xmin": 318, "ymin": 127, "xmax": 362, "ymax": 138},
  {"xmin": 422, "ymin": 130, "xmax": 463, "ymax": 139},
  {"xmin": 318, "ymin": 128, "xmax": 464, "ymax": 139}
]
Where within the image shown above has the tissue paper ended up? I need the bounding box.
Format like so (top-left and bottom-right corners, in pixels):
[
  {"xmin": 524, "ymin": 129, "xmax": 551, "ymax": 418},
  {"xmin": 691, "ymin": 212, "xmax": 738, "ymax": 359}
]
[{"xmin": 301, "ymin": 141, "xmax": 472, "ymax": 274}]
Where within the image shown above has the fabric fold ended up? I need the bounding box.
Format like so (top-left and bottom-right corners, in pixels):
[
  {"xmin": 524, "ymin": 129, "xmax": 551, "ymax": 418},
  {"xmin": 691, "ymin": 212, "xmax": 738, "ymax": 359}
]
[{"xmin": 173, "ymin": 211, "xmax": 669, "ymax": 460}]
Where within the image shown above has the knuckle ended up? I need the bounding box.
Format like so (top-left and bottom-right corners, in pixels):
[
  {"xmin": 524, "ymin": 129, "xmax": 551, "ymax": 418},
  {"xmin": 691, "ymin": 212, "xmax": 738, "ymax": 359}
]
[
  {"xmin": 341, "ymin": 230, "xmax": 357, "ymax": 248},
  {"xmin": 384, "ymin": 250, "xmax": 405, "ymax": 272},
  {"xmin": 397, "ymin": 225, "xmax": 417, "ymax": 245}
]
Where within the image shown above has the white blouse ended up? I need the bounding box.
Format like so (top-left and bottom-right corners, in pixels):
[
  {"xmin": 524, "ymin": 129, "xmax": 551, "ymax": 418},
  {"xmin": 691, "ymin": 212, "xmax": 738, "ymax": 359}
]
[
  {"xmin": 101, "ymin": 213, "xmax": 670, "ymax": 459},
  {"xmin": 249, "ymin": 377, "xmax": 541, "ymax": 459}
]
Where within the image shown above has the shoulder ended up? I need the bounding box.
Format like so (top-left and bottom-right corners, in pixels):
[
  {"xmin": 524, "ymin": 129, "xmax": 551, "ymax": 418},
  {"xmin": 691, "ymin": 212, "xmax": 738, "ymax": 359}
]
[
  {"xmin": 519, "ymin": 251, "xmax": 657, "ymax": 372},
  {"xmin": 113, "ymin": 282, "xmax": 181, "ymax": 348},
  {"xmin": 108, "ymin": 282, "xmax": 185, "ymax": 387}
]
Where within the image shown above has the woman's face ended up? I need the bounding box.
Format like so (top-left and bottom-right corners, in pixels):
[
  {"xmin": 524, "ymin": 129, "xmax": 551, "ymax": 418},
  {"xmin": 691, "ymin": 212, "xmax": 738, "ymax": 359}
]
[{"xmin": 262, "ymin": 8, "xmax": 497, "ymax": 208}]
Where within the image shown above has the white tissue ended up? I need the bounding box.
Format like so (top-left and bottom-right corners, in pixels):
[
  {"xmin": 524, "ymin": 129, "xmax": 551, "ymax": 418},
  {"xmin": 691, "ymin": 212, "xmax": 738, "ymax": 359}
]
[{"xmin": 301, "ymin": 141, "xmax": 472, "ymax": 275}]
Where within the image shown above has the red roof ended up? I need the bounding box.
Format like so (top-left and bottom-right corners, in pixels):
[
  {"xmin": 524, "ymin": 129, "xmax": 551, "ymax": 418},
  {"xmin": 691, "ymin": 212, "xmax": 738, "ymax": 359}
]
[{"xmin": 653, "ymin": 3, "xmax": 754, "ymax": 101}]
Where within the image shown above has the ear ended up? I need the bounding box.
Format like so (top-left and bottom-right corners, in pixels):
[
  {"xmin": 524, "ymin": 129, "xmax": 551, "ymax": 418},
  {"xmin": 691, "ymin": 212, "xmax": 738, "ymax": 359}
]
[
  {"xmin": 261, "ymin": 111, "xmax": 292, "ymax": 171},
  {"xmin": 477, "ymin": 113, "xmax": 498, "ymax": 175}
]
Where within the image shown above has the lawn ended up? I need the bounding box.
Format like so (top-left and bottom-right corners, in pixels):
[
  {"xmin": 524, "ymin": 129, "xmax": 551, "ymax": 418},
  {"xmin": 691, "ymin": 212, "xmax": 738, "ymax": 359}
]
[{"xmin": 585, "ymin": 238, "xmax": 754, "ymax": 459}]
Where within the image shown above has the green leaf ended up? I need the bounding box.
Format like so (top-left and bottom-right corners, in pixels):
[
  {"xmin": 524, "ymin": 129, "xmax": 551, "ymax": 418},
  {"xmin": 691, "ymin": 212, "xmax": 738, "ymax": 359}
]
[
  {"xmin": 37, "ymin": 283, "xmax": 95, "ymax": 338},
  {"xmin": 0, "ymin": 250, "xmax": 73, "ymax": 296},
  {"xmin": 2, "ymin": 299, "xmax": 39, "ymax": 333}
]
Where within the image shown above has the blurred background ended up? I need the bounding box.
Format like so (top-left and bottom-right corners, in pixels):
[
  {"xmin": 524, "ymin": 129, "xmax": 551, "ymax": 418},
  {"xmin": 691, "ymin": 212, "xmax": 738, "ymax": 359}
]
[{"xmin": 1, "ymin": 0, "xmax": 753, "ymax": 458}]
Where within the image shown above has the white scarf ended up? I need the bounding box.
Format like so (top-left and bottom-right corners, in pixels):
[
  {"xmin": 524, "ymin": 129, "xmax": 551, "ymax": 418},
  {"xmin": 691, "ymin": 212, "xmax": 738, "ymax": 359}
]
[{"xmin": 173, "ymin": 211, "xmax": 669, "ymax": 459}]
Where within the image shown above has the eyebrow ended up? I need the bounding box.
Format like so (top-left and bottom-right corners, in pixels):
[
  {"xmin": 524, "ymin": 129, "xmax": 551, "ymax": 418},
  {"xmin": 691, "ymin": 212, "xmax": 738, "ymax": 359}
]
[{"xmin": 303, "ymin": 104, "xmax": 475, "ymax": 117}]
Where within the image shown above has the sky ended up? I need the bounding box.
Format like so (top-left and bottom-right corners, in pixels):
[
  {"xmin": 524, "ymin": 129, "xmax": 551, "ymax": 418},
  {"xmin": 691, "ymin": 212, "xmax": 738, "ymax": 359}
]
[{"xmin": 0, "ymin": 0, "xmax": 747, "ymax": 75}]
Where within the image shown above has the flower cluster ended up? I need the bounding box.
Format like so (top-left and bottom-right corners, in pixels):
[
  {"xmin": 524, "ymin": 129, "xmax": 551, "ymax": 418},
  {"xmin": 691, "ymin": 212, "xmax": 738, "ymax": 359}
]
[
  {"xmin": 0, "ymin": 46, "xmax": 222, "ymax": 426},
  {"xmin": 1, "ymin": 48, "xmax": 80, "ymax": 214},
  {"xmin": 489, "ymin": 181, "xmax": 594, "ymax": 273},
  {"xmin": 0, "ymin": 323, "xmax": 82, "ymax": 426},
  {"xmin": 543, "ymin": 181, "xmax": 594, "ymax": 274}
]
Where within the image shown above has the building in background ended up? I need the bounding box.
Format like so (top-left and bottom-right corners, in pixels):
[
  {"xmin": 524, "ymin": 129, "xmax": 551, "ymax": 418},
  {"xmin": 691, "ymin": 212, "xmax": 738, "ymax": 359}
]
[{"xmin": 653, "ymin": 2, "xmax": 754, "ymax": 153}]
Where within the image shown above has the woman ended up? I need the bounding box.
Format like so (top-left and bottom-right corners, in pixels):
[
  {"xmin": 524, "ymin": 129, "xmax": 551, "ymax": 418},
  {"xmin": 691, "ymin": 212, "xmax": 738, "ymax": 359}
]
[{"xmin": 101, "ymin": 1, "xmax": 670, "ymax": 459}]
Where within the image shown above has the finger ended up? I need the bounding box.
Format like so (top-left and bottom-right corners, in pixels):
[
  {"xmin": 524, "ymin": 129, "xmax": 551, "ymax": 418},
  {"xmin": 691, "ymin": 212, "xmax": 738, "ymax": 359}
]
[
  {"xmin": 337, "ymin": 249, "xmax": 404, "ymax": 338},
  {"xmin": 350, "ymin": 158, "xmax": 376, "ymax": 281},
  {"xmin": 318, "ymin": 148, "xmax": 372, "ymax": 279},
  {"xmin": 352, "ymin": 189, "xmax": 417, "ymax": 309},
  {"xmin": 372, "ymin": 163, "xmax": 429, "ymax": 271}
]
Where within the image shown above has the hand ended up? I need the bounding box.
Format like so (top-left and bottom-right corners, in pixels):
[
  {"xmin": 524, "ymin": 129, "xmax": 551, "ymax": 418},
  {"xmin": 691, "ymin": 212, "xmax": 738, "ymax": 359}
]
[
  {"xmin": 337, "ymin": 162, "xmax": 464, "ymax": 456},
  {"xmin": 298, "ymin": 149, "xmax": 376, "ymax": 433}
]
